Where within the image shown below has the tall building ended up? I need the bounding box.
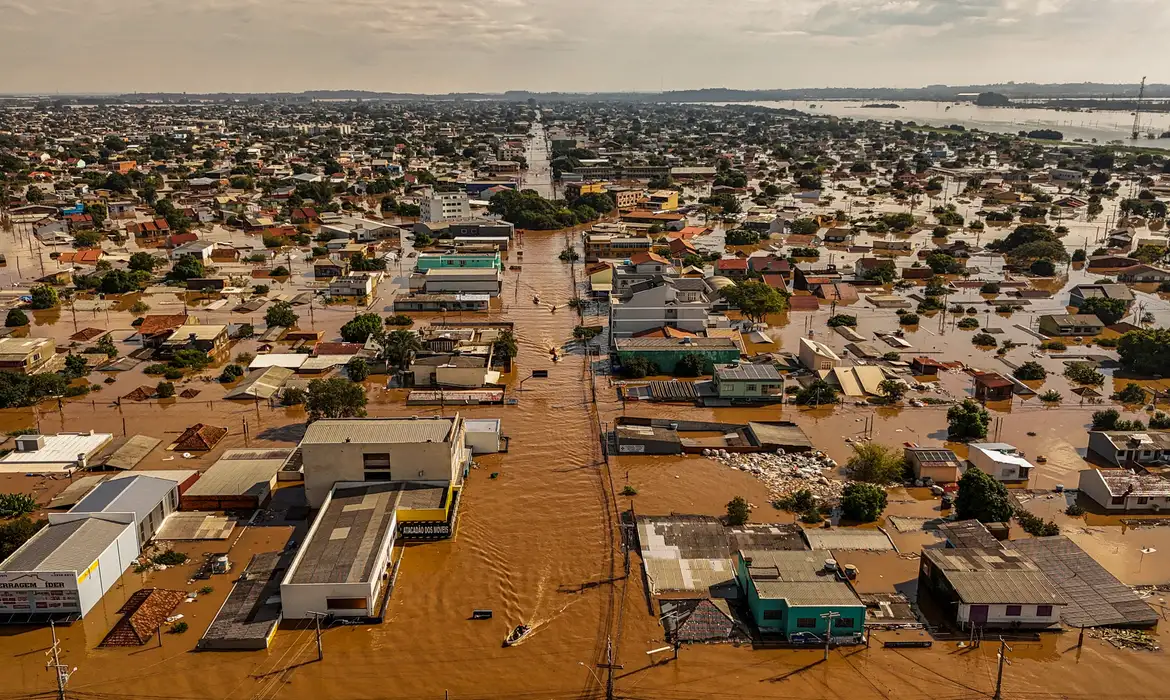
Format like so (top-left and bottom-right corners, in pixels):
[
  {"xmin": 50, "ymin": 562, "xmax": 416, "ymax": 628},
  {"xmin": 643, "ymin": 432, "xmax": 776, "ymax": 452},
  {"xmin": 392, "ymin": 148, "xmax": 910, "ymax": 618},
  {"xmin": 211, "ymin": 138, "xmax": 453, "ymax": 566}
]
[{"xmin": 420, "ymin": 190, "xmax": 471, "ymax": 223}]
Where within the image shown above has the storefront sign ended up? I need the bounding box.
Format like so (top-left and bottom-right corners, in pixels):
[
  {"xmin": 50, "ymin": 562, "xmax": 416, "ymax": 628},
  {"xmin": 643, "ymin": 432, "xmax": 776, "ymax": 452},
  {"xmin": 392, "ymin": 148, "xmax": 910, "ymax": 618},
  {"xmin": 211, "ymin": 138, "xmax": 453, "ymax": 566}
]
[{"xmin": 399, "ymin": 522, "xmax": 452, "ymax": 539}]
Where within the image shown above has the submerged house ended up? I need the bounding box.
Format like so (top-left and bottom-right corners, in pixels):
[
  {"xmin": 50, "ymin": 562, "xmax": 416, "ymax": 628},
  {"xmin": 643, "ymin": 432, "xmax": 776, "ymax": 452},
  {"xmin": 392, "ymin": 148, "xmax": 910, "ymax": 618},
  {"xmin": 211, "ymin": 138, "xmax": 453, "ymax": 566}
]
[{"xmin": 733, "ymin": 550, "xmax": 866, "ymax": 643}]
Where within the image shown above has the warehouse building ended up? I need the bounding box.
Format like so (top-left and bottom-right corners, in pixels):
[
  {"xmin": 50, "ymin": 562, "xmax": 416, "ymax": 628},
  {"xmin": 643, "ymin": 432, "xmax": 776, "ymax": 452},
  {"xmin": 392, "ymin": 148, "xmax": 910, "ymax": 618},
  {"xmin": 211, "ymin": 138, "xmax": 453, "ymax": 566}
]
[
  {"xmin": 281, "ymin": 482, "xmax": 401, "ymax": 620},
  {"xmin": 180, "ymin": 449, "xmax": 290, "ymax": 510},
  {"xmin": 0, "ymin": 513, "xmax": 138, "ymax": 622},
  {"xmin": 71, "ymin": 473, "xmax": 181, "ymax": 547},
  {"xmin": 299, "ymin": 416, "xmax": 471, "ymax": 509},
  {"xmin": 0, "ymin": 432, "xmax": 115, "ymax": 474}
]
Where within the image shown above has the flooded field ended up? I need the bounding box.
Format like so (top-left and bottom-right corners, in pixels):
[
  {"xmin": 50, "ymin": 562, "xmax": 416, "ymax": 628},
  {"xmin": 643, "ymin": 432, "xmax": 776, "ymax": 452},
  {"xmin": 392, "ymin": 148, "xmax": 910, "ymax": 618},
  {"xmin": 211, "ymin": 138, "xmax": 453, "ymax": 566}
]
[{"xmin": 0, "ymin": 223, "xmax": 1168, "ymax": 700}]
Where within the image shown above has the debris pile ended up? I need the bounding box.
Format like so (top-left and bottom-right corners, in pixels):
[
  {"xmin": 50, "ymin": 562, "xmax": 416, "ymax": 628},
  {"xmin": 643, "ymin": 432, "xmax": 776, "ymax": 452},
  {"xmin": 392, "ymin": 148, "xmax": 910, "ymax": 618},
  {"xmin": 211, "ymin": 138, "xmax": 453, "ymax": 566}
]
[
  {"xmin": 1089, "ymin": 628, "xmax": 1161, "ymax": 651},
  {"xmin": 703, "ymin": 448, "xmax": 844, "ymax": 501}
]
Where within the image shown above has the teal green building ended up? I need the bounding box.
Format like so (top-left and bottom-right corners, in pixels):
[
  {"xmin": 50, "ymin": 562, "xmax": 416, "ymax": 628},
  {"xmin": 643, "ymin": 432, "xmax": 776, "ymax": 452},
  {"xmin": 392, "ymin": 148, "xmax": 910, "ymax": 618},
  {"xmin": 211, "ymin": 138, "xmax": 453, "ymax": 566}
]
[
  {"xmin": 734, "ymin": 550, "xmax": 866, "ymax": 643},
  {"xmin": 613, "ymin": 337, "xmax": 741, "ymax": 374},
  {"xmin": 416, "ymin": 252, "xmax": 502, "ymax": 271}
]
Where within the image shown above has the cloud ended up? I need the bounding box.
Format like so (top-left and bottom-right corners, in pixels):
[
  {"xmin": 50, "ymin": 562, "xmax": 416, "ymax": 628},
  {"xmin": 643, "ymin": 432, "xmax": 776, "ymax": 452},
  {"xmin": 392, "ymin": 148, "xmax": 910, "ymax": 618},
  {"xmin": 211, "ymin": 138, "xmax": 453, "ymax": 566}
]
[{"xmin": 0, "ymin": 0, "xmax": 1164, "ymax": 92}]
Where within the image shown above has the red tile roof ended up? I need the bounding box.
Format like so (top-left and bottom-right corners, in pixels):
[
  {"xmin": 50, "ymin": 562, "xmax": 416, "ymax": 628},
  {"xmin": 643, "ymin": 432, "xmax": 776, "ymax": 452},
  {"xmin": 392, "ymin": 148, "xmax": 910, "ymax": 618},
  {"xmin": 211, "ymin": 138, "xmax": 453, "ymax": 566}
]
[
  {"xmin": 630, "ymin": 252, "xmax": 670, "ymax": 266},
  {"xmin": 716, "ymin": 258, "xmax": 749, "ymax": 270},
  {"xmin": 137, "ymin": 314, "xmax": 189, "ymax": 336}
]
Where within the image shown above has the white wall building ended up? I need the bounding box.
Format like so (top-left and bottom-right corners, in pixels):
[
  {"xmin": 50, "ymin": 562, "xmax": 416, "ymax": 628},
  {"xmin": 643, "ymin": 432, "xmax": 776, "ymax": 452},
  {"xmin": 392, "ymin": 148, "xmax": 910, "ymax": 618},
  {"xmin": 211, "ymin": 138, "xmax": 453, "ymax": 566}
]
[
  {"xmin": 300, "ymin": 416, "xmax": 471, "ymax": 509},
  {"xmin": 281, "ymin": 482, "xmax": 398, "ymax": 620},
  {"xmin": 420, "ymin": 190, "xmax": 471, "ymax": 223},
  {"xmin": 798, "ymin": 338, "xmax": 841, "ymax": 371},
  {"xmin": 1078, "ymin": 469, "xmax": 1170, "ymax": 511},
  {"xmin": 607, "ymin": 280, "xmax": 719, "ymax": 341},
  {"xmin": 966, "ymin": 443, "xmax": 1035, "ymax": 482}
]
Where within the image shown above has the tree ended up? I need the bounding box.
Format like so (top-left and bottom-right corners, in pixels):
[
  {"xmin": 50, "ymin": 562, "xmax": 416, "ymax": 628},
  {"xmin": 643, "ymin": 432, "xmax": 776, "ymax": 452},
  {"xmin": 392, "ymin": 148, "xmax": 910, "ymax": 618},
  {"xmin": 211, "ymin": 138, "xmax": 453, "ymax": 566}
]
[
  {"xmin": 864, "ymin": 261, "xmax": 897, "ymax": 284},
  {"xmin": 725, "ymin": 496, "xmax": 750, "ymax": 526},
  {"xmin": 346, "ymin": 357, "xmax": 370, "ymax": 382},
  {"xmin": 925, "ymin": 253, "xmax": 963, "ymax": 275},
  {"xmin": 1013, "ymin": 361, "xmax": 1047, "ymax": 381},
  {"xmin": 493, "ymin": 329, "xmax": 518, "ymax": 364},
  {"xmin": 305, "ymin": 377, "xmax": 368, "ymax": 421},
  {"xmin": 219, "ymin": 364, "xmax": 244, "ymax": 383},
  {"xmin": 63, "ymin": 354, "xmax": 89, "ymax": 379},
  {"xmin": 29, "ymin": 285, "xmax": 58, "ymax": 309},
  {"xmin": 878, "ymin": 379, "xmax": 906, "ymax": 403},
  {"xmin": 24, "ymin": 185, "xmax": 43, "ymax": 203},
  {"xmin": 0, "ymin": 517, "xmax": 47, "ymax": 561},
  {"xmin": 4, "ymin": 309, "xmax": 28, "ymax": 327},
  {"xmin": 1118, "ymin": 328, "xmax": 1170, "ymax": 376},
  {"xmin": 827, "ymin": 314, "xmax": 857, "ymax": 328},
  {"xmin": 794, "ymin": 379, "xmax": 838, "ymax": 406},
  {"xmin": 130, "ymin": 300, "xmax": 150, "ymax": 316},
  {"xmin": 1114, "ymin": 382, "xmax": 1148, "ymax": 405},
  {"xmin": 1078, "ymin": 296, "xmax": 1128, "ymax": 325},
  {"xmin": 846, "ymin": 442, "xmax": 905, "ymax": 484},
  {"xmin": 170, "ymin": 349, "xmax": 208, "ymax": 369},
  {"xmin": 841, "ymin": 483, "xmax": 888, "ymax": 523},
  {"xmin": 955, "ymin": 467, "xmax": 1013, "ymax": 523},
  {"xmin": 721, "ymin": 280, "xmax": 787, "ymax": 325},
  {"xmin": 374, "ymin": 328, "xmax": 423, "ymax": 374},
  {"xmin": 789, "ymin": 218, "xmax": 819, "ymax": 235},
  {"xmin": 621, "ymin": 355, "xmax": 654, "ymax": 379},
  {"xmin": 128, "ymin": 251, "xmax": 161, "ymax": 273},
  {"xmin": 1064, "ymin": 362, "xmax": 1105, "ymax": 385},
  {"xmin": 340, "ymin": 313, "xmax": 383, "ymax": 343},
  {"xmin": 0, "ymin": 493, "xmax": 37, "ymax": 518},
  {"xmin": 1071, "ymin": 249, "xmax": 1087, "ymax": 263},
  {"xmin": 674, "ymin": 354, "xmax": 707, "ymax": 377},
  {"xmin": 170, "ymin": 255, "xmax": 206, "ymax": 281},
  {"xmin": 264, "ymin": 300, "xmax": 298, "ymax": 328},
  {"xmin": 156, "ymin": 381, "xmax": 176, "ymax": 398},
  {"xmin": 947, "ymin": 399, "xmax": 990, "ymax": 441},
  {"xmin": 725, "ymin": 229, "xmax": 761, "ymax": 246}
]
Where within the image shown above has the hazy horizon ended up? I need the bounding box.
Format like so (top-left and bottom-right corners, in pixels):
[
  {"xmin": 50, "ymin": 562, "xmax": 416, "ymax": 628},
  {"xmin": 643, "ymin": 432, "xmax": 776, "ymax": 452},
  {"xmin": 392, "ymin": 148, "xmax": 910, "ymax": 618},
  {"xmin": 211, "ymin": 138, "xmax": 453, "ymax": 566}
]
[{"xmin": 1, "ymin": 0, "xmax": 1165, "ymax": 94}]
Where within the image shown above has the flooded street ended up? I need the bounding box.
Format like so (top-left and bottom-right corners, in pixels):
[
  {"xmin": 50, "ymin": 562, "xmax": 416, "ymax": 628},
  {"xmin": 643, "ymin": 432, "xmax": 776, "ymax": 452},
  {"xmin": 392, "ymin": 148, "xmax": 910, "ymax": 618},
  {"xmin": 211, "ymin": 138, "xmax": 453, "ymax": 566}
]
[{"xmin": 0, "ymin": 225, "xmax": 1168, "ymax": 700}]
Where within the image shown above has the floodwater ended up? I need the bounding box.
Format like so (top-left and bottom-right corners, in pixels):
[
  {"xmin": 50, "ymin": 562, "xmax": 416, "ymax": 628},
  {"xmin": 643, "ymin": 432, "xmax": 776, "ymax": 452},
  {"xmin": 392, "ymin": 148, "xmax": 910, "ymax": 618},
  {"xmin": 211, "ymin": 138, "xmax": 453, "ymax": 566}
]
[
  {"xmin": 718, "ymin": 99, "xmax": 1170, "ymax": 149},
  {"xmin": 1, "ymin": 226, "xmax": 1170, "ymax": 700}
]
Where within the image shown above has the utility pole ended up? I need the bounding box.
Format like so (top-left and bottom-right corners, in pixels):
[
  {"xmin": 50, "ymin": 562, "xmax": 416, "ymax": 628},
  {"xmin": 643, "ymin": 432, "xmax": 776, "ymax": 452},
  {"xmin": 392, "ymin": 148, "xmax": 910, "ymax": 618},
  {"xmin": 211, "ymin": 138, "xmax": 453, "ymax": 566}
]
[
  {"xmin": 306, "ymin": 610, "xmax": 326, "ymax": 660},
  {"xmin": 820, "ymin": 611, "xmax": 840, "ymax": 660},
  {"xmin": 597, "ymin": 636, "xmax": 623, "ymax": 700},
  {"xmin": 993, "ymin": 636, "xmax": 1012, "ymax": 700},
  {"xmin": 46, "ymin": 621, "xmax": 75, "ymax": 700}
]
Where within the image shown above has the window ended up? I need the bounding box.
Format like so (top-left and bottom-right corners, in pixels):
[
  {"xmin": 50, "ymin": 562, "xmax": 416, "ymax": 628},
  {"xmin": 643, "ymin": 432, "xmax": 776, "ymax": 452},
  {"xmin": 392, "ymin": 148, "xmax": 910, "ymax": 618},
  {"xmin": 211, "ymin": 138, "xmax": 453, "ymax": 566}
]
[
  {"xmin": 762, "ymin": 609, "xmax": 783, "ymax": 620},
  {"xmin": 796, "ymin": 618, "xmax": 816, "ymax": 629},
  {"xmin": 1138, "ymin": 497, "xmax": 1149, "ymax": 505},
  {"xmin": 833, "ymin": 617, "xmax": 855, "ymax": 629},
  {"xmin": 1036, "ymin": 605, "xmax": 1053, "ymax": 617},
  {"xmin": 1005, "ymin": 605, "xmax": 1022, "ymax": 617},
  {"xmin": 365, "ymin": 470, "xmax": 392, "ymax": 481},
  {"xmin": 745, "ymin": 384, "xmax": 757, "ymax": 392},
  {"xmin": 363, "ymin": 453, "xmax": 391, "ymax": 468},
  {"xmin": 326, "ymin": 597, "xmax": 368, "ymax": 610},
  {"xmin": 1111, "ymin": 496, "xmax": 1125, "ymax": 505},
  {"xmin": 1002, "ymin": 468, "xmax": 1014, "ymax": 478}
]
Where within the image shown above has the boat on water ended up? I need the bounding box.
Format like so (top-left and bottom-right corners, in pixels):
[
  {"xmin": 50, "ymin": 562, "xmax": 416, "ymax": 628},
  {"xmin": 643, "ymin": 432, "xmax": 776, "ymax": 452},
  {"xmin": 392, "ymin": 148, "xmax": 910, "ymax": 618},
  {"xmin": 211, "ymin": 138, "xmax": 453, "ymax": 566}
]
[
  {"xmin": 532, "ymin": 295, "xmax": 540, "ymax": 305},
  {"xmin": 503, "ymin": 624, "xmax": 532, "ymax": 647}
]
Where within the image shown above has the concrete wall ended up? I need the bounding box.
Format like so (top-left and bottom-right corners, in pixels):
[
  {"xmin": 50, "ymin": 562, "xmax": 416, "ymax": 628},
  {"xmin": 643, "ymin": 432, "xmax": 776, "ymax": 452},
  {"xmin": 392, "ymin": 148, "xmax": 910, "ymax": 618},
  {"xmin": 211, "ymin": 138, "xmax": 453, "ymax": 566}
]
[
  {"xmin": 302, "ymin": 439, "xmax": 466, "ymax": 508},
  {"xmin": 435, "ymin": 365, "xmax": 490, "ymax": 388},
  {"xmin": 717, "ymin": 379, "xmax": 783, "ymax": 399},
  {"xmin": 957, "ymin": 602, "xmax": 1062, "ymax": 628}
]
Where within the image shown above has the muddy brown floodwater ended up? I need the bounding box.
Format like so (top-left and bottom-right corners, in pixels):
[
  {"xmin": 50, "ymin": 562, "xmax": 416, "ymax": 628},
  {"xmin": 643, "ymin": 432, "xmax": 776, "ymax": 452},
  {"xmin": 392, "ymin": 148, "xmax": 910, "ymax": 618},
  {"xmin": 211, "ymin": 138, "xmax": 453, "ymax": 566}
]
[{"xmin": 1, "ymin": 229, "xmax": 1170, "ymax": 700}]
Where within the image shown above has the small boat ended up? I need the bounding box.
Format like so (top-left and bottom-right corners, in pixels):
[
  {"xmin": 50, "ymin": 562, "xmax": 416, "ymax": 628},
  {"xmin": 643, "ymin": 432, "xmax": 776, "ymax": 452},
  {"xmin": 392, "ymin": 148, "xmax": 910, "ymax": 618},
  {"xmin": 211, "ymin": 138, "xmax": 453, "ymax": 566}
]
[
  {"xmin": 532, "ymin": 295, "xmax": 540, "ymax": 305},
  {"xmin": 503, "ymin": 624, "xmax": 531, "ymax": 647}
]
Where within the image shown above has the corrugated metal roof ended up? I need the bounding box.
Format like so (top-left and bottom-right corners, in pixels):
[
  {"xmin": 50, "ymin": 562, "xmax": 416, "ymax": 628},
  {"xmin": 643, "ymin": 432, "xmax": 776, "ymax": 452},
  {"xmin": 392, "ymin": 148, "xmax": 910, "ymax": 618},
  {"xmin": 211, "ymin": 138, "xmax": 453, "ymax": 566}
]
[
  {"xmin": 944, "ymin": 570, "xmax": 1065, "ymax": 606},
  {"xmin": 301, "ymin": 417, "xmax": 456, "ymax": 445},
  {"xmin": 225, "ymin": 367, "xmax": 294, "ymax": 400},
  {"xmin": 0, "ymin": 516, "xmax": 131, "ymax": 572},
  {"xmin": 184, "ymin": 449, "xmax": 290, "ymax": 497},
  {"xmin": 803, "ymin": 529, "xmax": 895, "ymax": 551},
  {"xmin": 615, "ymin": 337, "xmax": 739, "ymax": 350},
  {"xmin": 71, "ymin": 474, "xmax": 177, "ymax": 525},
  {"xmin": 715, "ymin": 363, "xmax": 780, "ymax": 381},
  {"xmin": 754, "ymin": 580, "xmax": 865, "ymax": 606}
]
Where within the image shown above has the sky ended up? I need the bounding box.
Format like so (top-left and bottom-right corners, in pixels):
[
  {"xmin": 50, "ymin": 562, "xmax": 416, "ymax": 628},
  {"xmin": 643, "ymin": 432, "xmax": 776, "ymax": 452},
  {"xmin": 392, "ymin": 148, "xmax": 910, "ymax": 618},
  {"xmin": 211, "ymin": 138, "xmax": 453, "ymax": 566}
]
[{"xmin": 0, "ymin": 0, "xmax": 1166, "ymax": 94}]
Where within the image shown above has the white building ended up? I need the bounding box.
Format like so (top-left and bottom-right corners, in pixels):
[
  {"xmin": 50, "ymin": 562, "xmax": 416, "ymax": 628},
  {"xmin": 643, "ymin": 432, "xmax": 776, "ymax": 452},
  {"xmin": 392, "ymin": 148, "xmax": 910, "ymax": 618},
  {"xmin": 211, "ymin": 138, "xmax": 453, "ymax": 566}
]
[
  {"xmin": 966, "ymin": 443, "xmax": 1035, "ymax": 482},
  {"xmin": 0, "ymin": 432, "xmax": 114, "ymax": 474},
  {"xmin": 798, "ymin": 338, "xmax": 841, "ymax": 371},
  {"xmin": 280, "ymin": 482, "xmax": 399, "ymax": 620},
  {"xmin": 1087, "ymin": 431, "xmax": 1170, "ymax": 467},
  {"xmin": 0, "ymin": 513, "xmax": 137, "ymax": 621},
  {"xmin": 299, "ymin": 416, "xmax": 471, "ymax": 509},
  {"xmin": 170, "ymin": 240, "xmax": 216, "ymax": 262},
  {"xmin": 420, "ymin": 190, "xmax": 471, "ymax": 223},
  {"xmin": 0, "ymin": 473, "xmax": 182, "ymax": 621},
  {"xmin": 411, "ymin": 268, "xmax": 502, "ymax": 296},
  {"xmin": 607, "ymin": 279, "xmax": 722, "ymax": 341},
  {"xmin": 1078, "ymin": 469, "xmax": 1170, "ymax": 512},
  {"xmin": 328, "ymin": 272, "xmax": 380, "ymax": 300}
]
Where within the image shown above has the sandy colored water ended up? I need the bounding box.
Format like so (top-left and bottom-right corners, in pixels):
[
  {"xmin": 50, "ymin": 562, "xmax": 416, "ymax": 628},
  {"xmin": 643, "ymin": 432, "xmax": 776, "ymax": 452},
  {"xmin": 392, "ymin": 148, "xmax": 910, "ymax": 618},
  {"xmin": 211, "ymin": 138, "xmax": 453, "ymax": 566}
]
[{"xmin": 0, "ymin": 225, "xmax": 1168, "ymax": 700}]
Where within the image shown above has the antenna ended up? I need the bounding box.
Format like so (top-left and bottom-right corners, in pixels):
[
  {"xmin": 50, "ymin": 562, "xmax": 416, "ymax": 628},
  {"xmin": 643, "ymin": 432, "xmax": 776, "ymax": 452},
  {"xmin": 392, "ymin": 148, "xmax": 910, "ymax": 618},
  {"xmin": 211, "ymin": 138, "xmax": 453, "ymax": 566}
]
[{"xmin": 1132, "ymin": 77, "xmax": 1146, "ymax": 140}]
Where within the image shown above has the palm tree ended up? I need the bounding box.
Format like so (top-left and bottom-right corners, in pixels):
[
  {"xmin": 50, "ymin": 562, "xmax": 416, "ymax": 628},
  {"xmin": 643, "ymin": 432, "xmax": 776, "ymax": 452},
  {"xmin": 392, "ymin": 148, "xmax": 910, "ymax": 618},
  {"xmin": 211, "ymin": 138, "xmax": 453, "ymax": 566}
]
[{"xmin": 374, "ymin": 328, "xmax": 422, "ymax": 379}]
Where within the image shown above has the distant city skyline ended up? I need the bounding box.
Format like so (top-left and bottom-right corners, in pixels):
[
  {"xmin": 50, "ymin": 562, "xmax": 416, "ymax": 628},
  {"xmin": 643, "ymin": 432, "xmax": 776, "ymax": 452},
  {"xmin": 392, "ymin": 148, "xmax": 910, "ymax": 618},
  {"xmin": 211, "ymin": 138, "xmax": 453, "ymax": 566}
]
[{"xmin": 1, "ymin": 0, "xmax": 1165, "ymax": 94}]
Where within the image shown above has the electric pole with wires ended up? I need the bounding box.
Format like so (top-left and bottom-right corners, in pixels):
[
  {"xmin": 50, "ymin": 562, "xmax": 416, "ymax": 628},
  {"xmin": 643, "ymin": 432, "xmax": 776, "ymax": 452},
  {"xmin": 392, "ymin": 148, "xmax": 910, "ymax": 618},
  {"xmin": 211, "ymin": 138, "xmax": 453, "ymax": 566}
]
[
  {"xmin": 46, "ymin": 620, "xmax": 76, "ymax": 700},
  {"xmin": 993, "ymin": 636, "xmax": 1012, "ymax": 700}
]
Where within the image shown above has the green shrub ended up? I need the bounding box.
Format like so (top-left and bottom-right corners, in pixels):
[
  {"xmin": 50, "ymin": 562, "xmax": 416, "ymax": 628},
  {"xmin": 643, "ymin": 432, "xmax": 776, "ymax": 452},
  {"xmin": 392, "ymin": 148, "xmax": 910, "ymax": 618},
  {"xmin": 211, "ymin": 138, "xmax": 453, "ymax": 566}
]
[
  {"xmin": 1039, "ymin": 390, "xmax": 1062, "ymax": 403},
  {"xmin": 156, "ymin": 382, "xmax": 176, "ymax": 398},
  {"xmin": 1013, "ymin": 361, "xmax": 1046, "ymax": 380},
  {"xmin": 840, "ymin": 483, "xmax": 888, "ymax": 522},
  {"xmin": 1064, "ymin": 362, "xmax": 1104, "ymax": 386},
  {"xmin": 827, "ymin": 314, "xmax": 858, "ymax": 328},
  {"xmin": 957, "ymin": 317, "xmax": 979, "ymax": 330},
  {"xmin": 1040, "ymin": 340, "xmax": 1066, "ymax": 351},
  {"xmin": 152, "ymin": 550, "xmax": 187, "ymax": 566},
  {"xmin": 169, "ymin": 621, "xmax": 189, "ymax": 634},
  {"xmin": 219, "ymin": 364, "xmax": 244, "ymax": 383},
  {"xmin": 620, "ymin": 485, "xmax": 638, "ymax": 496},
  {"xmin": 972, "ymin": 332, "xmax": 997, "ymax": 347},
  {"xmin": 282, "ymin": 387, "xmax": 306, "ymax": 405},
  {"xmin": 5, "ymin": 309, "xmax": 28, "ymax": 327},
  {"xmin": 1065, "ymin": 504, "xmax": 1085, "ymax": 516},
  {"xmin": 898, "ymin": 313, "xmax": 919, "ymax": 326},
  {"xmin": 163, "ymin": 368, "xmax": 184, "ymax": 380}
]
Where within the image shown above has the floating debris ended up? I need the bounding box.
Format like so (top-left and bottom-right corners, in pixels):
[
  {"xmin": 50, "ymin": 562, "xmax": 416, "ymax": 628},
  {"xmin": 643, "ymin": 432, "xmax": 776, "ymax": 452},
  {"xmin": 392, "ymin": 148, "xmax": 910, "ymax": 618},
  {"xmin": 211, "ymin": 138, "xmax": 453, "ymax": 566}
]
[
  {"xmin": 702, "ymin": 448, "xmax": 844, "ymax": 501},
  {"xmin": 1089, "ymin": 628, "xmax": 1161, "ymax": 651}
]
